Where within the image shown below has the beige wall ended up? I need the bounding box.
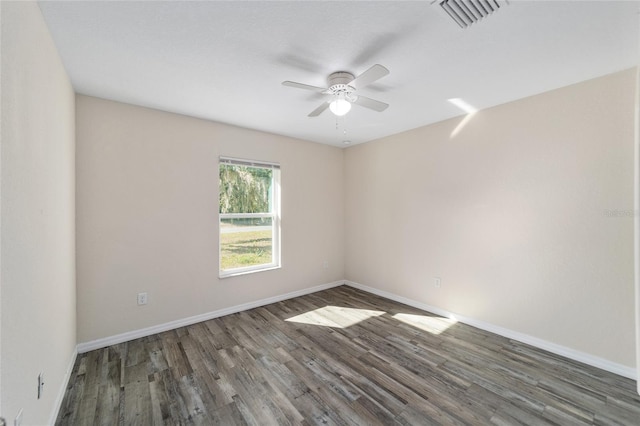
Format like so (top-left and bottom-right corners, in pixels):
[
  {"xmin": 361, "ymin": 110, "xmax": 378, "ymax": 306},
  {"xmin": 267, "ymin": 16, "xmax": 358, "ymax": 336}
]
[
  {"xmin": 345, "ymin": 69, "xmax": 636, "ymax": 368},
  {"xmin": 75, "ymin": 95, "xmax": 344, "ymax": 343},
  {"xmin": 1, "ymin": 2, "xmax": 76, "ymax": 424}
]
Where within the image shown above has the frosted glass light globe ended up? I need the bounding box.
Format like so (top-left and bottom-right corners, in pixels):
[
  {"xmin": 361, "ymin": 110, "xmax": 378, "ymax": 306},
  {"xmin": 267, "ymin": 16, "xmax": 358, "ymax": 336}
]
[{"xmin": 329, "ymin": 98, "xmax": 351, "ymax": 116}]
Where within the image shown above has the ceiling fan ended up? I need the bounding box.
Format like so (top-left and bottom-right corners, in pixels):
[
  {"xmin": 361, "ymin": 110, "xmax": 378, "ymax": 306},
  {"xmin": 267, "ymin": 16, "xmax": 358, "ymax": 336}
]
[{"xmin": 282, "ymin": 64, "xmax": 390, "ymax": 117}]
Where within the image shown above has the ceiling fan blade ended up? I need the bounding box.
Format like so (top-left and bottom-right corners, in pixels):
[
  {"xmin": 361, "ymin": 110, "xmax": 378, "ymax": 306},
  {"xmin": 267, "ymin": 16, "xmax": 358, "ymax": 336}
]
[
  {"xmin": 308, "ymin": 102, "xmax": 330, "ymax": 117},
  {"xmin": 350, "ymin": 64, "xmax": 389, "ymax": 89},
  {"xmin": 282, "ymin": 81, "xmax": 328, "ymax": 93},
  {"xmin": 353, "ymin": 95, "xmax": 389, "ymax": 112}
]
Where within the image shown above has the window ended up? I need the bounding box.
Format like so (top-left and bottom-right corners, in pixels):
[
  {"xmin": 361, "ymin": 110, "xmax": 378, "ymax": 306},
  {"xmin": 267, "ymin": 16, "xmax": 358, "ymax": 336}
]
[{"xmin": 219, "ymin": 157, "xmax": 280, "ymax": 277}]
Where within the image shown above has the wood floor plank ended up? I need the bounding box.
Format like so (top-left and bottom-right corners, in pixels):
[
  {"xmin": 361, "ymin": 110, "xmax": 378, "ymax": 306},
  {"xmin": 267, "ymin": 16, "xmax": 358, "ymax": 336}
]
[
  {"xmin": 74, "ymin": 350, "xmax": 102, "ymax": 425},
  {"xmin": 491, "ymin": 403, "xmax": 561, "ymax": 426},
  {"xmin": 56, "ymin": 356, "xmax": 87, "ymax": 425},
  {"xmin": 123, "ymin": 378, "xmax": 151, "ymax": 425},
  {"xmin": 56, "ymin": 286, "xmax": 640, "ymax": 425},
  {"xmin": 92, "ymin": 350, "xmax": 121, "ymax": 426},
  {"xmin": 148, "ymin": 372, "xmax": 172, "ymax": 425}
]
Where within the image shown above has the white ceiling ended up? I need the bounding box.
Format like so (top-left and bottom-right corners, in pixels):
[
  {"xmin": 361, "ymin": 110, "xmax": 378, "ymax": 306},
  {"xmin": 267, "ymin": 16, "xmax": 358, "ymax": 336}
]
[{"xmin": 38, "ymin": 1, "xmax": 639, "ymax": 147}]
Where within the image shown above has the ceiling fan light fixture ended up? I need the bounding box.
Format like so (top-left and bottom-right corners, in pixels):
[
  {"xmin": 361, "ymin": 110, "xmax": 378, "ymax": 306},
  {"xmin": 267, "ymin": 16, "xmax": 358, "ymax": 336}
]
[
  {"xmin": 283, "ymin": 64, "xmax": 389, "ymax": 117},
  {"xmin": 329, "ymin": 97, "xmax": 351, "ymax": 116}
]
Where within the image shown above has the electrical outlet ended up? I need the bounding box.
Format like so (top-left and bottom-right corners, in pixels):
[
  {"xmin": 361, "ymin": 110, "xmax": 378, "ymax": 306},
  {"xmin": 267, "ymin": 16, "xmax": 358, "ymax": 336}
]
[
  {"xmin": 323, "ymin": 260, "xmax": 329, "ymax": 269},
  {"xmin": 137, "ymin": 292, "xmax": 148, "ymax": 305},
  {"xmin": 37, "ymin": 373, "xmax": 44, "ymax": 399},
  {"xmin": 14, "ymin": 408, "xmax": 23, "ymax": 426},
  {"xmin": 434, "ymin": 277, "xmax": 441, "ymax": 288}
]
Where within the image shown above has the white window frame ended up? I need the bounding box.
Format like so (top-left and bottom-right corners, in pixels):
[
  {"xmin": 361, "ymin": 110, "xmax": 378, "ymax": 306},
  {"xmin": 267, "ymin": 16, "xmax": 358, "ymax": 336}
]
[{"xmin": 219, "ymin": 156, "xmax": 281, "ymax": 278}]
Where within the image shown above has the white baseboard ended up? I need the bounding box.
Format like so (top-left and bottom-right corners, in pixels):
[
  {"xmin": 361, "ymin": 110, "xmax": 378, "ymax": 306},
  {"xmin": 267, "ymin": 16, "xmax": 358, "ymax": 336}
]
[
  {"xmin": 76, "ymin": 278, "xmax": 636, "ymax": 381},
  {"xmin": 77, "ymin": 280, "xmax": 345, "ymax": 353},
  {"xmin": 49, "ymin": 346, "xmax": 78, "ymax": 425},
  {"xmin": 345, "ymin": 280, "xmax": 637, "ymax": 381}
]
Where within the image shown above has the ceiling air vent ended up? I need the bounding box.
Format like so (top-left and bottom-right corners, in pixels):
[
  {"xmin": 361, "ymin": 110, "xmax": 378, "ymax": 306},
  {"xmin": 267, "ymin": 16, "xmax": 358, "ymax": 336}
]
[{"xmin": 437, "ymin": 0, "xmax": 509, "ymax": 28}]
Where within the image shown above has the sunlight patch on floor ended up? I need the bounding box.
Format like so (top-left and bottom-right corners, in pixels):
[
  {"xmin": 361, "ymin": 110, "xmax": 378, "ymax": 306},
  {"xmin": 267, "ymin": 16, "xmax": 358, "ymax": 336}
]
[
  {"xmin": 285, "ymin": 306, "xmax": 386, "ymax": 328},
  {"xmin": 393, "ymin": 313, "xmax": 457, "ymax": 335}
]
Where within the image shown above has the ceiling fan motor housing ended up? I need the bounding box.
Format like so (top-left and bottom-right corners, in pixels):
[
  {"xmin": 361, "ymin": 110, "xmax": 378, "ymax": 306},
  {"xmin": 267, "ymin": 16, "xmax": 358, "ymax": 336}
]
[
  {"xmin": 327, "ymin": 72, "xmax": 355, "ymax": 91},
  {"xmin": 327, "ymin": 72, "xmax": 357, "ymax": 102}
]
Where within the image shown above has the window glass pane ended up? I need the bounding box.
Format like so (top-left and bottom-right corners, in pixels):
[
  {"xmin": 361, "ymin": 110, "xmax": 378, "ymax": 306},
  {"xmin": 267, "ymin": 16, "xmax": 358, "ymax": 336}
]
[
  {"xmin": 219, "ymin": 164, "xmax": 273, "ymax": 214},
  {"xmin": 219, "ymin": 159, "xmax": 280, "ymax": 276},
  {"xmin": 220, "ymin": 217, "xmax": 273, "ymax": 270}
]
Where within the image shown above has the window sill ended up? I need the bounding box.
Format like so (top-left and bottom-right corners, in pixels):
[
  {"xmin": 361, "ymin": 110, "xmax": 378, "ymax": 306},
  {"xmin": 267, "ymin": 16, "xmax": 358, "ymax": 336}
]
[{"xmin": 219, "ymin": 264, "xmax": 281, "ymax": 279}]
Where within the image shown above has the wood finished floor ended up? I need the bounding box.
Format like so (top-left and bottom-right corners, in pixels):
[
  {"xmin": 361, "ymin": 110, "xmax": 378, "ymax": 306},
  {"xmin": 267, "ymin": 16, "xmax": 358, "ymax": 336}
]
[{"xmin": 56, "ymin": 286, "xmax": 640, "ymax": 425}]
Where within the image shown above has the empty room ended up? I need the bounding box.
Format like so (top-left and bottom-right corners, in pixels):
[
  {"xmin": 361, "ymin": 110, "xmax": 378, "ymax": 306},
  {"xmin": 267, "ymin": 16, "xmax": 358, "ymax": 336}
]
[{"xmin": 2, "ymin": 0, "xmax": 640, "ymax": 425}]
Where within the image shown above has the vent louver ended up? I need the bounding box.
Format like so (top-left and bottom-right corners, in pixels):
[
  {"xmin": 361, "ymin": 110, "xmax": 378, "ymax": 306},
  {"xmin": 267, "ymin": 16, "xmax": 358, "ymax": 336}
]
[{"xmin": 437, "ymin": 0, "xmax": 509, "ymax": 28}]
